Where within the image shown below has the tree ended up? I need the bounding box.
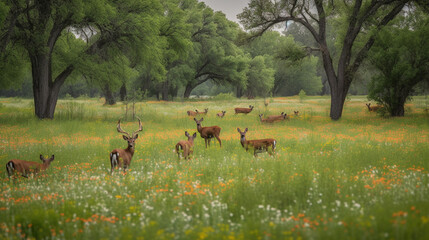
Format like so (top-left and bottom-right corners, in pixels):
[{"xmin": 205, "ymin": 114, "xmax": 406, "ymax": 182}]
[
  {"xmin": 1, "ymin": 0, "xmax": 161, "ymax": 118},
  {"xmin": 245, "ymin": 56, "xmax": 275, "ymax": 98},
  {"xmin": 368, "ymin": 10, "xmax": 429, "ymax": 116},
  {"xmin": 177, "ymin": 2, "xmax": 247, "ymax": 98},
  {"xmin": 238, "ymin": 0, "xmax": 409, "ymax": 120}
]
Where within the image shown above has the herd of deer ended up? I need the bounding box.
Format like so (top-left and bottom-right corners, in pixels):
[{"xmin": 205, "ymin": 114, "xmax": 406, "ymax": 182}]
[{"xmin": 5, "ymin": 103, "xmax": 377, "ymax": 177}]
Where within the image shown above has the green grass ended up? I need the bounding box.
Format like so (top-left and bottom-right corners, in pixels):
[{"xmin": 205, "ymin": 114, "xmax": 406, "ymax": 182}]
[{"xmin": 0, "ymin": 96, "xmax": 428, "ymax": 239}]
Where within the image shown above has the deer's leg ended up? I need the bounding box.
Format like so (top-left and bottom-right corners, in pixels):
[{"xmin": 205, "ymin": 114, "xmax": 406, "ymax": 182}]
[
  {"xmin": 215, "ymin": 135, "xmax": 222, "ymax": 147},
  {"xmin": 205, "ymin": 139, "xmax": 208, "ymax": 148}
]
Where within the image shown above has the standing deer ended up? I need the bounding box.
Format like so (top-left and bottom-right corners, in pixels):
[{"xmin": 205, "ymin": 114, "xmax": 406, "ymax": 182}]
[
  {"xmin": 110, "ymin": 118, "xmax": 143, "ymax": 174},
  {"xmin": 235, "ymin": 105, "xmax": 254, "ymax": 114},
  {"xmin": 193, "ymin": 118, "xmax": 222, "ymax": 148},
  {"xmin": 294, "ymin": 111, "xmax": 300, "ymax": 116},
  {"xmin": 6, "ymin": 154, "xmax": 55, "ymax": 178},
  {"xmin": 175, "ymin": 131, "xmax": 197, "ymax": 160},
  {"xmin": 216, "ymin": 111, "xmax": 226, "ymax": 118},
  {"xmin": 237, "ymin": 128, "xmax": 276, "ymax": 156},
  {"xmin": 366, "ymin": 103, "xmax": 382, "ymax": 112}
]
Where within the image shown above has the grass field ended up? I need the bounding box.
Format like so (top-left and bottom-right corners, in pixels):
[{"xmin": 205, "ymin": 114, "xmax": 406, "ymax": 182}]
[{"xmin": 0, "ymin": 96, "xmax": 428, "ymax": 239}]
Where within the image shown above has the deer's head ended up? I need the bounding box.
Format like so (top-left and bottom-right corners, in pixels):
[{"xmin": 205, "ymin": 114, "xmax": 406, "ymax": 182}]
[{"xmin": 117, "ymin": 118, "xmax": 143, "ymax": 149}]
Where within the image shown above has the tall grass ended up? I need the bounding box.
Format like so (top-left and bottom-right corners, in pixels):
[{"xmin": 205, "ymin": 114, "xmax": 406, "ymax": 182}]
[{"xmin": 0, "ymin": 96, "xmax": 428, "ymax": 239}]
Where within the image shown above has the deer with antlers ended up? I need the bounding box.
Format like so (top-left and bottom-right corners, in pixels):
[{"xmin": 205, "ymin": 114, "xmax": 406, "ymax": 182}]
[
  {"xmin": 234, "ymin": 105, "xmax": 254, "ymax": 114},
  {"xmin": 110, "ymin": 118, "xmax": 143, "ymax": 174},
  {"xmin": 366, "ymin": 103, "xmax": 383, "ymax": 112},
  {"xmin": 216, "ymin": 111, "xmax": 226, "ymax": 118},
  {"xmin": 237, "ymin": 128, "xmax": 276, "ymax": 156},
  {"xmin": 175, "ymin": 131, "xmax": 197, "ymax": 160},
  {"xmin": 193, "ymin": 118, "xmax": 222, "ymax": 148},
  {"xmin": 6, "ymin": 154, "xmax": 55, "ymax": 178}
]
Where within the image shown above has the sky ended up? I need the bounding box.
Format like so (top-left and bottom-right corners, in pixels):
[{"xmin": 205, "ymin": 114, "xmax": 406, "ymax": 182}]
[{"xmin": 199, "ymin": 0, "xmax": 250, "ymax": 24}]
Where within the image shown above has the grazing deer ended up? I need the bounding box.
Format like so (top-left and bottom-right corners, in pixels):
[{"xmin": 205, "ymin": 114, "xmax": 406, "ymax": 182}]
[
  {"xmin": 6, "ymin": 154, "xmax": 55, "ymax": 178},
  {"xmin": 110, "ymin": 118, "xmax": 143, "ymax": 174},
  {"xmin": 175, "ymin": 131, "xmax": 197, "ymax": 160},
  {"xmin": 216, "ymin": 111, "xmax": 226, "ymax": 118},
  {"xmin": 237, "ymin": 128, "xmax": 276, "ymax": 156},
  {"xmin": 294, "ymin": 111, "xmax": 300, "ymax": 116},
  {"xmin": 187, "ymin": 110, "xmax": 198, "ymax": 116},
  {"xmin": 196, "ymin": 108, "xmax": 208, "ymax": 115},
  {"xmin": 366, "ymin": 103, "xmax": 382, "ymax": 112},
  {"xmin": 193, "ymin": 118, "xmax": 222, "ymax": 148},
  {"xmin": 235, "ymin": 105, "xmax": 254, "ymax": 114}
]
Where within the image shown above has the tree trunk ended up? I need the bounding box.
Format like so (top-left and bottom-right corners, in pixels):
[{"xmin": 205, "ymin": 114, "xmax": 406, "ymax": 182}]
[
  {"xmin": 30, "ymin": 53, "xmax": 73, "ymax": 119},
  {"xmin": 102, "ymin": 84, "xmax": 116, "ymax": 105},
  {"xmin": 161, "ymin": 81, "xmax": 169, "ymax": 101},
  {"xmin": 119, "ymin": 83, "xmax": 127, "ymax": 101},
  {"xmin": 184, "ymin": 84, "xmax": 194, "ymax": 98}
]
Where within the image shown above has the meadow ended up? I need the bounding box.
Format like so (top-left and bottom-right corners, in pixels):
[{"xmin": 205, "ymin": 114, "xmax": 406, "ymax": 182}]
[{"xmin": 0, "ymin": 96, "xmax": 428, "ymax": 239}]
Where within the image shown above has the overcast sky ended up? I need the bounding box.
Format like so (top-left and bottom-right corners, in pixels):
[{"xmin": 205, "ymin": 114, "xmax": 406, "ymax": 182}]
[{"xmin": 199, "ymin": 0, "xmax": 250, "ymax": 24}]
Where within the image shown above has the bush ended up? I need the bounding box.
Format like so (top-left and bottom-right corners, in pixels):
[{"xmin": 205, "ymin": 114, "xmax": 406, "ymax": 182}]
[
  {"xmin": 212, "ymin": 92, "xmax": 236, "ymax": 101},
  {"xmin": 299, "ymin": 89, "xmax": 307, "ymax": 102}
]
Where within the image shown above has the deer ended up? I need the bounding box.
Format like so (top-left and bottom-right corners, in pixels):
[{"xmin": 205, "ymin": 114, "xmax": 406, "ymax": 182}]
[
  {"xmin": 294, "ymin": 111, "xmax": 300, "ymax": 116},
  {"xmin": 237, "ymin": 128, "xmax": 276, "ymax": 156},
  {"xmin": 6, "ymin": 154, "xmax": 55, "ymax": 178},
  {"xmin": 196, "ymin": 108, "xmax": 208, "ymax": 115},
  {"xmin": 235, "ymin": 105, "xmax": 254, "ymax": 114},
  {"xmin": 366, "ymin": 103, "xmax": 383, "ymax": 112},
  {"xmin": 193, "ymin": 118, "xmax": 222, "ymax": 148},
  {"xmin": 187, "ymin": 110, "xmax": 198, "ymax": 116},
  {"xmin": 110, "ymin": 118, "xmax": 143, "ymax": 174},
  {"xmin": 259, "ymin": 113, "xmax": 288, "ymax": 123},
  {"xmin": 216, "ymin": 111, "xmax": 226, "ymax": 118},
  {"xmin": 175, "ymin": 131, "xmax": 197, "ymax": 160}
]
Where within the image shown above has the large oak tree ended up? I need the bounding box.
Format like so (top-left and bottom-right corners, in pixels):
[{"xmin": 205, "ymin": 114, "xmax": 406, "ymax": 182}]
[
  {"xmin": 238, "ymin": 0, "xmax": 409, "ymax": 120},
  {"xmin": 1, "ymin": 0, "xmax": 161, "ymax": 118}
]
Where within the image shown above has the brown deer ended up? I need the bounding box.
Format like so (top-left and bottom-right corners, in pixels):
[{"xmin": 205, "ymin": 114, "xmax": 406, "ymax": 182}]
[
  {"xmin": 235, "ymin": 105, "xmax": 254, "ymax": 114},
  {"xmin": 110, "ymin": 118, "xmax": 143, "ymax": 174},
  {"xmin": 187, "ymin": 110, "xmax": 198, "ymax": 116},
  {"xmin": 193, "ymin": 118, "xmax": 222, "ymax": 148},
  {"xmin": 6, "ymin": 154, "xmax": 55, "ymax": 178},
  {"xmin": 216, "ymin": 111, "xmax": 226, "ymax": 118},
  {"xmin": 264, "ymin": 99, "xmax": 269, "ymax": 107},
  {"xmin": 175, "ymin": 131, "xmax": 197, "ymax": 160},
  {"xmin": 196, "ymin": 108, "xmax": 208, "ymax": 115},
  {"xmin": 237, "ymin": 128, "xmax": 276, "ymax": 156},
  {"xmin": 294, "ymin": 111, "xmax": 300, "ymax": 116},
  {"xmin": 259, "ymin": 113, "xmax": 288, "ymax": 123},
  {"xmin": 366, "ymin": 103, "xmax": 382, "ymax": 112}
]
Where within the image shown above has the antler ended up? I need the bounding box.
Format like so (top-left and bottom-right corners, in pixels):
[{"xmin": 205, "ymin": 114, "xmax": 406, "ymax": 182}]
[
  {"xmin": 132, "ymin": 117, "xmax": 143, "ymax": 138},
  {"xmin": 117, "ymin": 118, "xmax": 130, "ymax": 137}
]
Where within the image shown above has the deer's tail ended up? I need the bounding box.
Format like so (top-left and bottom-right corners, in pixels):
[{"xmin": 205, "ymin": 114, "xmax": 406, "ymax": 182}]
[{"xmin": 6, "ymin": 161, "xmax": 14, "ymax": 177}]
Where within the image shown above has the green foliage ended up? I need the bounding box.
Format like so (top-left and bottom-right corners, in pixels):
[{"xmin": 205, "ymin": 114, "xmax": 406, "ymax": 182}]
[
  {"xmin": 245, "ymin": 55, "xmax": 275, "ymax": 97},
  {"xmin": 212, "ymin": 92, "xmax": 235, "ymax": 101},
  {"xmin": 275, "ymin": 56, "xmax": 322, "ymax": 96},
  {"xmin": 299, "ymin": 89, "xmax": 307, "ymax": 102},
  {"xmin": 368, "ymin": 11, "xmax": 429, "ymax": 116}
]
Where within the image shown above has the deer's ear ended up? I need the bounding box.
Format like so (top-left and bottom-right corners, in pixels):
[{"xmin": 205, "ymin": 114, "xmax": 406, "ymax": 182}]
[
  {"xmin": 200, "ymin": 118, "xmax": 204, "ymax": 121},
  {"xmin": 192, "ymin": 133, "xmax": 197, "ymax": 138},
  {"xmin": 185, "ymin": 131, "xmax": 190, "ymax": 137},
  {"xmin": 237, "ymin": 128, "xmax": 240, "ymax": 132},
  {"xmin": 245, "ymin": 128, "xmax": 248, "ymax": 132},
  {"xmin": 134, "ymin": 134, "xmax": 139, "ymax": 139},
  {"xmin": 123, "ymin": 135, "xmax": 129, "ymax": 140},
  {"xmin": 40, "ymin": 154, "xmax": 44, "ymax": 161},
  {"xmin": 193, "ymin": 118, "xmax": 197, "ymax": 121},
  {"xmin": 50, "ymin": 155, "xmax": 55, "ymax": 161}
]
